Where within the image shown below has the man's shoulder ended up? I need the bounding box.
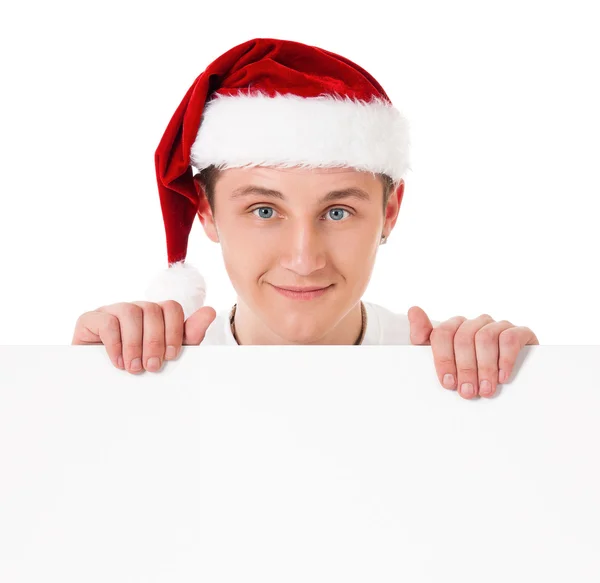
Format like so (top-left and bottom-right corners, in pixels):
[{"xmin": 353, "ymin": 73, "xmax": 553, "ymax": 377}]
[
  {"xmin": 201, "ymin": 308, "xmax": 235, "ymax": 345},
  {"xmin": 363, "ymin": 301, "xmax": 411, "ymax": 344},
  {"xmin": 363, "ymin": 301, "xmax": 442, "ymax": 345}
]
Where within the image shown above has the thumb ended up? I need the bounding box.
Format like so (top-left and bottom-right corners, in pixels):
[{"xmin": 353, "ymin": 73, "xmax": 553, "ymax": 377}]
[
  {"xmin": 408, "ymin": 305, "xmax": 433, "ymax": 345},
  {"xmin": 183, "ymin": 306, "xmax": 217, "ymax": 345}
]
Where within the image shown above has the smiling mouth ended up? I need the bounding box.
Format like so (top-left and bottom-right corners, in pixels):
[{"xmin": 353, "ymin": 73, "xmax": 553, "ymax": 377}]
[
  {"xmin": 274, "ymin": 285, "xmax": 331, "ymax": 292},
  {"xmin": 270, "ymin": 284, "xmax": 333, "ymax": 300}
]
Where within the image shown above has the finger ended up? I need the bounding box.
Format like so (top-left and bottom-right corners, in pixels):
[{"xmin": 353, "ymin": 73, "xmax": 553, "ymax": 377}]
[
  {"xmin": 408, "ymin": 305, "xmax": 433, "ymax": 345},
  {"xmin": 157, "ymin": 300, "xmax": 185, "ymax": 360},
  {"xmin": 429, "ymin": 316, "xmax": 467, "ymax": 391},
  {"xmin": 73, "ymin": 311, "xmax": 124, "ymax": 369},
  {"xmin": 453, "ymin": 314, "xmax": 495, "ymax": 399},
  {"xmin": 99, "ymin": 303, "xmax": 144, "ymax": 374},
  {"xmin": 132, "ymin": 301, "xmax": 166, "ymax": 373},
  {"xmin": 183, "ymin": 306, "xmax": 217, "ymax": 345},
  {"xmin": 474, "ymin": 321, "xmax": 515, "ymax": 398},
  {"xmin": 498, "ymin": 326, "xmax": 538, "ymax": 384}
]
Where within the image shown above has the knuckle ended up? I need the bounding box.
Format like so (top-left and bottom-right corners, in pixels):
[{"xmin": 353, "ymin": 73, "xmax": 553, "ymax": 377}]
[
  {"xmin": 436, "ymin": 356, "xmax": 455, "ymax": 367},
  {"xmin": 499, "ymin": 329, "xmax": 520, "ymax": 348},
  {"xmin": 430, "ymin": 326, "xmax": 453, "ymax": 340},
  {"xmin": 475, "ymin": 327, "xmax": 496, "ymax": 345},
  {"xmin": 76, "ymin": 311, "xmax": 91, "ymax": 321},
  {"xmin": 162, "ymin": 300, "xmax": 184, "ymax": 316},
  {"xmin": 478, "ymin": 364, "xmax": 497, "ymax": 376},
  {"xmin": 165, "ymin": 326, "xmax": 184, "ymax": 344},
  {"xmin": 454, "ymin": 334, "xmax": 473, "ymax": 349},
  {"xmin": 123, "ymin": 341, "xmax": 142, "ymax": 353},
  {"xmin": 76, "ymin": 311, "xmax": 95, "ymax": 325},
  {"xmin": 457, "ymin": 366, "xmax": 477, "ymax": 376},
  {"xmin": 103, "ymin": 314, "xmax": 121, "ymax": 332},
  {"xmin": 122, "ymin": 303, "xmax": 143, "ymax": 320},
  {"xmin": 142, "ymin": 302, "xmax": 164, "ymax": 319},
  {"xmin": 145, "ymin": 337, "xmax": 164, "ymax": 350}
]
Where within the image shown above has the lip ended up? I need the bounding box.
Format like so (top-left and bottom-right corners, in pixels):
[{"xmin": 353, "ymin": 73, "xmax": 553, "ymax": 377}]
[{"xmin": 270, "ymin": 284, "xmax": 332, "ymax": 300}]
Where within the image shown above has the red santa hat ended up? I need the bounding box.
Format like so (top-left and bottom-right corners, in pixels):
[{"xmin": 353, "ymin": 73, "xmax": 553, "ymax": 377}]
[{"xmin": 145, "ymin": 37, "xmax": 411, "ymax": 319}]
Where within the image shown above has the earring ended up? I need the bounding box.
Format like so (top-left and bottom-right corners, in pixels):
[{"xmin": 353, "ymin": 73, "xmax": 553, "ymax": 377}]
[{"xmin": 380, "ymin": 234, "xmax": 387, "ymax": 245}]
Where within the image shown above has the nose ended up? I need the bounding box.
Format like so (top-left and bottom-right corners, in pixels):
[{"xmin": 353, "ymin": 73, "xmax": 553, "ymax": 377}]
[{"xmin": 278, "ymin": 219, "xmax": 327, "ymax": 276}]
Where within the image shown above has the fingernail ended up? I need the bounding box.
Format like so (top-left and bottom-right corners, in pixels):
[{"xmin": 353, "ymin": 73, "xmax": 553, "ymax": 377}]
[
  {"xmin": 147, "ymin": 357, "xmax": 161, "ymax": 371},
  {"xmin": 443, "ymin": 374, "xmax": 455, "ymax": 388},
  {"xmin": 461, "ymin": 382, "xmax": 474, "ymax": 397},
  {"xmin": 131, "ymin": 358, "xmax": 142, "ymax": 372},
  {"xmin": 165, "ymin": 345, "xmax": 177, "ymax": 360},
  {"xmin": 499, "ymin": 369, "xmax": 506, "ymax": 383},
  {"xmin": 480, "ymin": 380, "xmax": 492, "ymax": 394},
  {"xmin": 117, "ymin": 355, "xmax": 124, "ymax": 369}
]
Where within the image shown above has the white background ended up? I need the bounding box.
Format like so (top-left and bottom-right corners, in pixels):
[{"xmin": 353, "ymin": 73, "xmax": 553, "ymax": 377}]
[{"xmin": 0, "ymin": 0, "xmax": 598, "ymax": 345}]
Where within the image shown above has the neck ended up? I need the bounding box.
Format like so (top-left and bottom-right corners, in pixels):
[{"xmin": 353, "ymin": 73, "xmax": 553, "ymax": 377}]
[{"xmin": 232, "ymin": 300, "xmax": 364, "ymax": 345}]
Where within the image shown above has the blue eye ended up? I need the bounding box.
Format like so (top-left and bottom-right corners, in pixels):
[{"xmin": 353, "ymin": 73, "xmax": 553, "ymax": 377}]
[
  {"xmin": 327, "ymin": 208, "xmax": 349, "ymax": 221},
  {"xmin": 252, "ymin": 207, "xmax": 350, "ymax": 220},
  {"xmin": 253, "ymin": 207, "xmax": 275, "ymax": 219}
]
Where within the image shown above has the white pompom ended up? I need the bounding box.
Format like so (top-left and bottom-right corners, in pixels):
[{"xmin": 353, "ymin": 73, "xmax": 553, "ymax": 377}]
[{"xmin": 145, "ymin": 261, "xmax": 206, "ymax": 321}]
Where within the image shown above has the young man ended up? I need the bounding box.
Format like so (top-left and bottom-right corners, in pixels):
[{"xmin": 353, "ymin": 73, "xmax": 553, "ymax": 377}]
[{"xmin": 72, "ymin": 38, "xmax": 539, "ymax": 399}]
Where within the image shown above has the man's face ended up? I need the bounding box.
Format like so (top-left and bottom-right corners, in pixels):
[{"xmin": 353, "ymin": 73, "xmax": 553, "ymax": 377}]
[{"xmin": 195, "ymin": 166, "xmax": 403, "ymax": 343}]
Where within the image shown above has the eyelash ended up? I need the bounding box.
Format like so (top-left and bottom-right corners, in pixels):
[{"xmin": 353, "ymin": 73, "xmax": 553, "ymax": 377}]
[{"xmin": 250, "ymin": 206, "xmax": 353, "ymax": 221}]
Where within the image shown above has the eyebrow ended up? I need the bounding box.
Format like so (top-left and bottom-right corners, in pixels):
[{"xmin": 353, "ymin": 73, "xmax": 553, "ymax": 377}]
[{"xmin": 230, "ymin": 185, "xmax": 372, "ymax": 204}]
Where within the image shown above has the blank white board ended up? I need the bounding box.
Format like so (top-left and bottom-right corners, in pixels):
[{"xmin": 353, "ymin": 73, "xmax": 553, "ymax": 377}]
[{"xmin": 0, "ymin": 345, "xmax": 599, "ymax": 582}]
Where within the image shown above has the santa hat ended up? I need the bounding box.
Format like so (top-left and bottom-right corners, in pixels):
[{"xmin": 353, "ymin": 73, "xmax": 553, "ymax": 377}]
[{"xmin": 145, "ymin": 37, "xmax": 411, "ymax": 320}]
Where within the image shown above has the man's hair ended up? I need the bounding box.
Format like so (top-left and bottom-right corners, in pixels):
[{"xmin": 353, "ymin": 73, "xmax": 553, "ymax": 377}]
[{"xmin": 196, "ymin": 165, "xmax": 397, "ymax": 214}]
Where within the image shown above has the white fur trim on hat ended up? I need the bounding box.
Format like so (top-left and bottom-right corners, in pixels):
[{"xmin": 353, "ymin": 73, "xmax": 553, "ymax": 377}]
[
  {"xmin": 145, "ymin": 261, "xmax": 206, "ymax": 321},
  {"xmin": 190, "ymin": 92, "xmax": 410, "ymax": 182}
]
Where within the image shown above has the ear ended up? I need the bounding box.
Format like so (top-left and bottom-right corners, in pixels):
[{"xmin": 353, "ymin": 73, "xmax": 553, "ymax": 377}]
[
  {"xmin": 194, "ymin": 174, "xmax": 219, "ymax": 243},
  {"xmin": 382, "ymin": 179, "xmax": 404, "ymax": 237}
]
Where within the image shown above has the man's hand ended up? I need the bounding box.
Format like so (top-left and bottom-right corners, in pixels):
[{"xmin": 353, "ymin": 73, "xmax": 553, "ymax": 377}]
[
  {"xmin": 72, "ymin": 301, "xmax": 217, "ymax": 374},
  {"xmin": 408, "ymin": 305, "xmax": 539, "ymax": 399}
]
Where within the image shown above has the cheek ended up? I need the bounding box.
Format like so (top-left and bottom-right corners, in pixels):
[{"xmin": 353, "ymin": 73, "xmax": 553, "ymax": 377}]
[
  {"xmin": 219, "ymin": 228, "xmax": 273, "ymax": 282},
  {"xmin": 330, "ymin": 229, "xmax": 378, "ymax": 275}
]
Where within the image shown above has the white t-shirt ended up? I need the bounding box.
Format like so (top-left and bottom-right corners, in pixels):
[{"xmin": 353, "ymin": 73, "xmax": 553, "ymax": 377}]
[{"xmin": 201, "ymin": 302, "xmax": 440, "ymax": 345}]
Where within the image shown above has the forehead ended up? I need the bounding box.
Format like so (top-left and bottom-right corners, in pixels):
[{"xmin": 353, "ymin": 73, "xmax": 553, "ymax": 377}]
[{"xmin": 217, "ymin": 165, "xmax": 380, "ymax": 187}]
